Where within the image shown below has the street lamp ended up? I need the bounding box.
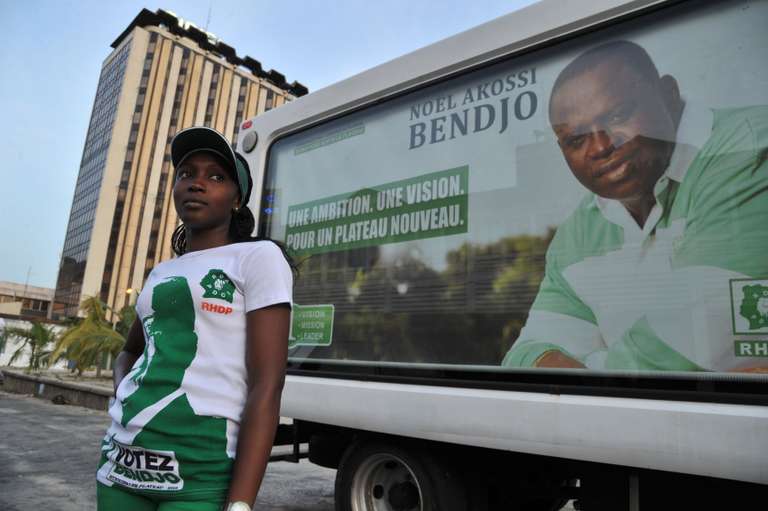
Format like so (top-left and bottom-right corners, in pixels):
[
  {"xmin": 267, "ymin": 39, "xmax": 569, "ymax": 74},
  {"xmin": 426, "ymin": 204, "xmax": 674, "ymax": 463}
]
[{"xmin": 125, "ymin": 288, "xmax": 136, "ymax": 306}]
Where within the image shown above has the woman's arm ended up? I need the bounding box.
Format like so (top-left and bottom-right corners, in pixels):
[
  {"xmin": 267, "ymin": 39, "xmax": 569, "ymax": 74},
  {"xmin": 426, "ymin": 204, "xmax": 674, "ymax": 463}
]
[
  {"xmin": 226, "ymin": 303, "xmax": 291, "ymax": 507},
  {"xmin": 113, "ymin": 318, "xmax": 145, "ymax": 393}
]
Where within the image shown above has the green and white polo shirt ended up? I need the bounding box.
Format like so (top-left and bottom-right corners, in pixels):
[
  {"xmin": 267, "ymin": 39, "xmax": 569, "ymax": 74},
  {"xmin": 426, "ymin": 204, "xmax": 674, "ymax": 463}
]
[
  {"xmin": 97, "ymin": 241, "xmax": 293, "ymax": 497},
  {"xmin": 503, "ymin": 105, "xmax": 768, "ymax": 372}
]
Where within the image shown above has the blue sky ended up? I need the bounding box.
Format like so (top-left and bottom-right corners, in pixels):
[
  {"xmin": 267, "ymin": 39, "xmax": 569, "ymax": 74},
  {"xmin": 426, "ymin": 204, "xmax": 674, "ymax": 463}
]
[{"xmin": 0, "ymin": 0, "xmax": 537, "ymax": 289}]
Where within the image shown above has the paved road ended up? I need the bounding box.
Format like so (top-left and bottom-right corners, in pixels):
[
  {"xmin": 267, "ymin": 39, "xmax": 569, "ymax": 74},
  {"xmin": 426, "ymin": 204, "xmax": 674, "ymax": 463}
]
[{"xmin": 0, "ymin": 391, "xmax": 334, "ymax": 511}]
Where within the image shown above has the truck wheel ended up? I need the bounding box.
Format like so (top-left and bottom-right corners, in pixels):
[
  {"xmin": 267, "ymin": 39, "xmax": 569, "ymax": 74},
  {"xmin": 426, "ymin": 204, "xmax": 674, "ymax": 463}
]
[{"xmin": 335, "ymin": 440, "xmax": 467, "ymax": 511}]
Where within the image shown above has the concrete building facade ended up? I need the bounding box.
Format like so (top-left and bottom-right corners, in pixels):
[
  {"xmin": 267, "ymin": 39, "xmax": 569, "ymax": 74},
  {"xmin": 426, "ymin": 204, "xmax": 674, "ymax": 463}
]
[
  {"xmin": 0, "ymin": 281, "xmax": 55, "ymax": 319},
  {"xmin": 53, "ymin": 9, "xmax": 307, "ymax": 319}
]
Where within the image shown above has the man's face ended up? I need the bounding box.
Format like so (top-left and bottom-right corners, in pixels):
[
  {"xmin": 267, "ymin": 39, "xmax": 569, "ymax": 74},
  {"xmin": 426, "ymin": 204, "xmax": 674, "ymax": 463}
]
[{"xmin": 550, "ymin": 60, "xmax": 679, "ymax": 205}]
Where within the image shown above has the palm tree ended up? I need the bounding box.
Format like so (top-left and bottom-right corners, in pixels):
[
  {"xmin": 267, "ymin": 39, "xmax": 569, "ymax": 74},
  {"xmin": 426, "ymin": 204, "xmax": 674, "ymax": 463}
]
[
  {"xmin": 52, "ymin": 296, "xmax": 130, "ymax": 377},
  {"xmin": 114, "ymin": 304, "xmax": 136, "ymax": 339},
  {"xmin": 3, "ymin": 321, "xmax": 57, "ymax": 373}
]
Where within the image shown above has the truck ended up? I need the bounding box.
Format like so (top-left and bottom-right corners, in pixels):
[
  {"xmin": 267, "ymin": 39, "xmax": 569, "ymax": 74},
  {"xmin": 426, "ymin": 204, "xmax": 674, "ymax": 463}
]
[{"xmin": 238, "ymin": 0, "xmax": 768, "ymax": 508}]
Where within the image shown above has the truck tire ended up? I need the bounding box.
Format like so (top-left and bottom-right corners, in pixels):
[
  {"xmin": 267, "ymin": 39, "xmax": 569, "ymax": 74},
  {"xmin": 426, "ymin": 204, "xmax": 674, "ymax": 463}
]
[{"xmin": 335, "ymin": 440, "xmax": 467, "ymax": 511}]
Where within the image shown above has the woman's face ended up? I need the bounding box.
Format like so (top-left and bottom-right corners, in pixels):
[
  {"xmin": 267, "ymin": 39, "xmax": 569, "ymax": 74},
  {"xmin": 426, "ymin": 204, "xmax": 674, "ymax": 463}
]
[{"xmin": 173, "ymin": 152, "xmax": 240, "ymax": 231}]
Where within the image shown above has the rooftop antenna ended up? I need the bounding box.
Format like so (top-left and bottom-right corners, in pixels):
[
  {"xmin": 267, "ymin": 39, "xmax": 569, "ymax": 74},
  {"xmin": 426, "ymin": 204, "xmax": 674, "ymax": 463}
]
[
  {"xmin": 204, "ymin": 0, "xmax": 213, "ymax": 32},
  {"xmin": 22, "ymin": 266, "xmax": 31, "ymax": 298}
]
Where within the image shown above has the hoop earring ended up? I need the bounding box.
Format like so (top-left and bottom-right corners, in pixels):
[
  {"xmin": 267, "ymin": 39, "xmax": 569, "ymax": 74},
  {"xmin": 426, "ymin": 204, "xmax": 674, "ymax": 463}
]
[{"xmin": 172, "ymin": 223, "xmax": 188, "ymax": 255}]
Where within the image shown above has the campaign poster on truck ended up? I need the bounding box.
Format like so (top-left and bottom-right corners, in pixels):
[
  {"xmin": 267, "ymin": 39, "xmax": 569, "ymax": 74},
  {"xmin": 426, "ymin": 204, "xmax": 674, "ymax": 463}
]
[{"xmin": 270, "ymin": 1, "xmax": 768, "ymax": 375}]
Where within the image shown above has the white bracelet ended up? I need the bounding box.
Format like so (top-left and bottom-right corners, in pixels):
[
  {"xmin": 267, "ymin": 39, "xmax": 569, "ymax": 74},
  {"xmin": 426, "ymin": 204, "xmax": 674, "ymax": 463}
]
[{"xmin": 226, "ymin": 502, "xmax": 251, "ymax": 511}]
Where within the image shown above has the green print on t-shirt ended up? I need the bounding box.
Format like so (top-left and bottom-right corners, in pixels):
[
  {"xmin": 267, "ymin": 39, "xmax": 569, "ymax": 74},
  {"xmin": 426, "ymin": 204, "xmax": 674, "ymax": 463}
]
[
  {"xmin": 121, "ymin": 277, "xmax": 197, "ymax": 426},
  {"xmin": 119, "ymin": 276, "xmax": 231, "ymax": 494},
  {"xmin": 200, "ymin": 269, "xmax": 236, "ymax": 303}
]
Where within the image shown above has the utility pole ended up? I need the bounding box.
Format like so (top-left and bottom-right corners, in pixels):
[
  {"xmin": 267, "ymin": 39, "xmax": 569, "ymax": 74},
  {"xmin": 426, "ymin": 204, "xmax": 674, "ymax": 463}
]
[{"xmin": 22, "ymin": 266, "xmax": 31, "ymax": 307}]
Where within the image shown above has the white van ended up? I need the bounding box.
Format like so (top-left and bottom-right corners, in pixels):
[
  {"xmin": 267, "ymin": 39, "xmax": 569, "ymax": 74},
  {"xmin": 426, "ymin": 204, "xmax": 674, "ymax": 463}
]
[{"xmin": 239, "ymin": 0, "xmax": 768, "ymax": 508}]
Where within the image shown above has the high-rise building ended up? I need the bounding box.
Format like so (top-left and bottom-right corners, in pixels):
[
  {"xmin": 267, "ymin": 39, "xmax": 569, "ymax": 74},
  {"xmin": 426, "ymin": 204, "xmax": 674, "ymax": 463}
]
[{"xmin": 53, "ymin": 8, "xmax": 307, "ymax": 319}]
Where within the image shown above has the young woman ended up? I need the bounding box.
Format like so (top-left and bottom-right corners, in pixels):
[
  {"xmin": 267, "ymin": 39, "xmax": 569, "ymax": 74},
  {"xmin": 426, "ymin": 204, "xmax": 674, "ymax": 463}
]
[{"xmin": 96, "ymin": 127, "xmax": 294, "ymax": 511}]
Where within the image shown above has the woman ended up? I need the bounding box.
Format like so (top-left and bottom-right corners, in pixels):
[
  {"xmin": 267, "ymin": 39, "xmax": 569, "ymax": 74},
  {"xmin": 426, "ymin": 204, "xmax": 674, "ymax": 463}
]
[{"xmin": 96, "ymin": 127, "xmax": 294, "ymax": 511}]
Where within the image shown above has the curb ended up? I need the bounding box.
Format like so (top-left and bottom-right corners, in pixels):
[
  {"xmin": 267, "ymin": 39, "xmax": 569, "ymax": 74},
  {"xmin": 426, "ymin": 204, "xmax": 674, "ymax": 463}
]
[{"xmin": 1, "ymin": 370, "xmax": 113, "ymax": 411}]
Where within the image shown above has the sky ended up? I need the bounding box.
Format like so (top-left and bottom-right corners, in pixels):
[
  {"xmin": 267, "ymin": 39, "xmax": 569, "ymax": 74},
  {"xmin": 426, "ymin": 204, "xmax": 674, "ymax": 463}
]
[{"xmin": 0, "ymin": 0, "xmax": 538, "ymax": 289}]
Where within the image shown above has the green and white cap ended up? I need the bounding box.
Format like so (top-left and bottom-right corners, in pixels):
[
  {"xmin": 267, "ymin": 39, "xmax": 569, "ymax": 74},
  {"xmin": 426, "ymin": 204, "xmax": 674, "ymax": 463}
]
[{"xmin": 171, "ymin": 126, "xmax": 250, "ymax": 202}]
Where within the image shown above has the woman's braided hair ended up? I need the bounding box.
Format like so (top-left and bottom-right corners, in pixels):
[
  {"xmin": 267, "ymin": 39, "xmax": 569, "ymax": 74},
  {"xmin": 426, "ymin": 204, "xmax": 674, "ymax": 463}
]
[{"xmin": 171, "ymin": 152, "xmax": 297, "ymax": 274}]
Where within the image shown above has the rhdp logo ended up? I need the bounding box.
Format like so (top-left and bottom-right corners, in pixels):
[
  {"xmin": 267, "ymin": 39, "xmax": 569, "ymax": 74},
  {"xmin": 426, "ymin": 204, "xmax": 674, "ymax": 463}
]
[
  {"xmin": 200, "ymin": 270, "xmax": 235, "ymax": 303},
  {"xmin": 740, "ymin": 284, "xmax": 768, "ymax": 330},
  {"xmin": 731, "ymin": 279, "xmax": 768, "ymax": 335}
]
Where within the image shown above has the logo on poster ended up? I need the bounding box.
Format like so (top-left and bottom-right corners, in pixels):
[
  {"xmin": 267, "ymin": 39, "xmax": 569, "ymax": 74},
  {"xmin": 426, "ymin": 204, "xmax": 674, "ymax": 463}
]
[
  {"xmin": 730, "ymin": 279, "xmax": 768, "ymax": 335},
  {"xmin": 740, "ymin": 284, "xmax": 768, "ymax": 329}
]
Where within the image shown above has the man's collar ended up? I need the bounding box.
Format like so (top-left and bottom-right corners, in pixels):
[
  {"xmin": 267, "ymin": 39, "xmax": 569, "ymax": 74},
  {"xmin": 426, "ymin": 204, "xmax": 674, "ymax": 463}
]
[{"xmin": 664, "ymin": 102, "xmax": 713, "ymax": 183}]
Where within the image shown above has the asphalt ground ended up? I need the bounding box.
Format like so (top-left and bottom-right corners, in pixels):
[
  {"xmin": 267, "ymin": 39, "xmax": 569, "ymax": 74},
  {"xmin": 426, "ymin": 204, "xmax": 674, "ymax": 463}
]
[
  {"xmin": 1, "ymin": 390, "xmax": 581, "ymax": 511},
  {"xmin": 0, "ymin": 390, "xmax": 335, "ymax": 511}
]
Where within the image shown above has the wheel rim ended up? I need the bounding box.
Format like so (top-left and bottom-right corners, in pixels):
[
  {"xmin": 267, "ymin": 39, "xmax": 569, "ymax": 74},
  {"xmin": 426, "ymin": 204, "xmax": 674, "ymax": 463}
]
[{"xmin": 350, "ymin": 452, "xmax": 423, "ymax": 511}]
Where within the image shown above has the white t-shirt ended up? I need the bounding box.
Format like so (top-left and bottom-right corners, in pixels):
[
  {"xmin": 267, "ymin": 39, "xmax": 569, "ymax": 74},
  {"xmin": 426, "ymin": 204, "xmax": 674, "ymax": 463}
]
[{"xmin": 98, "ymin": 241, "xmax": 292, "ymax": 493}]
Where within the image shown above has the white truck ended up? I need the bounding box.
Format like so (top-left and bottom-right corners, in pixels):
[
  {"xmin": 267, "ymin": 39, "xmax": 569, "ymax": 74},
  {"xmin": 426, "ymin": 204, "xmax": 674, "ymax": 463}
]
[{"xmin": 240, "ymin": 0, "xmax": 768, "ymax": 508}]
